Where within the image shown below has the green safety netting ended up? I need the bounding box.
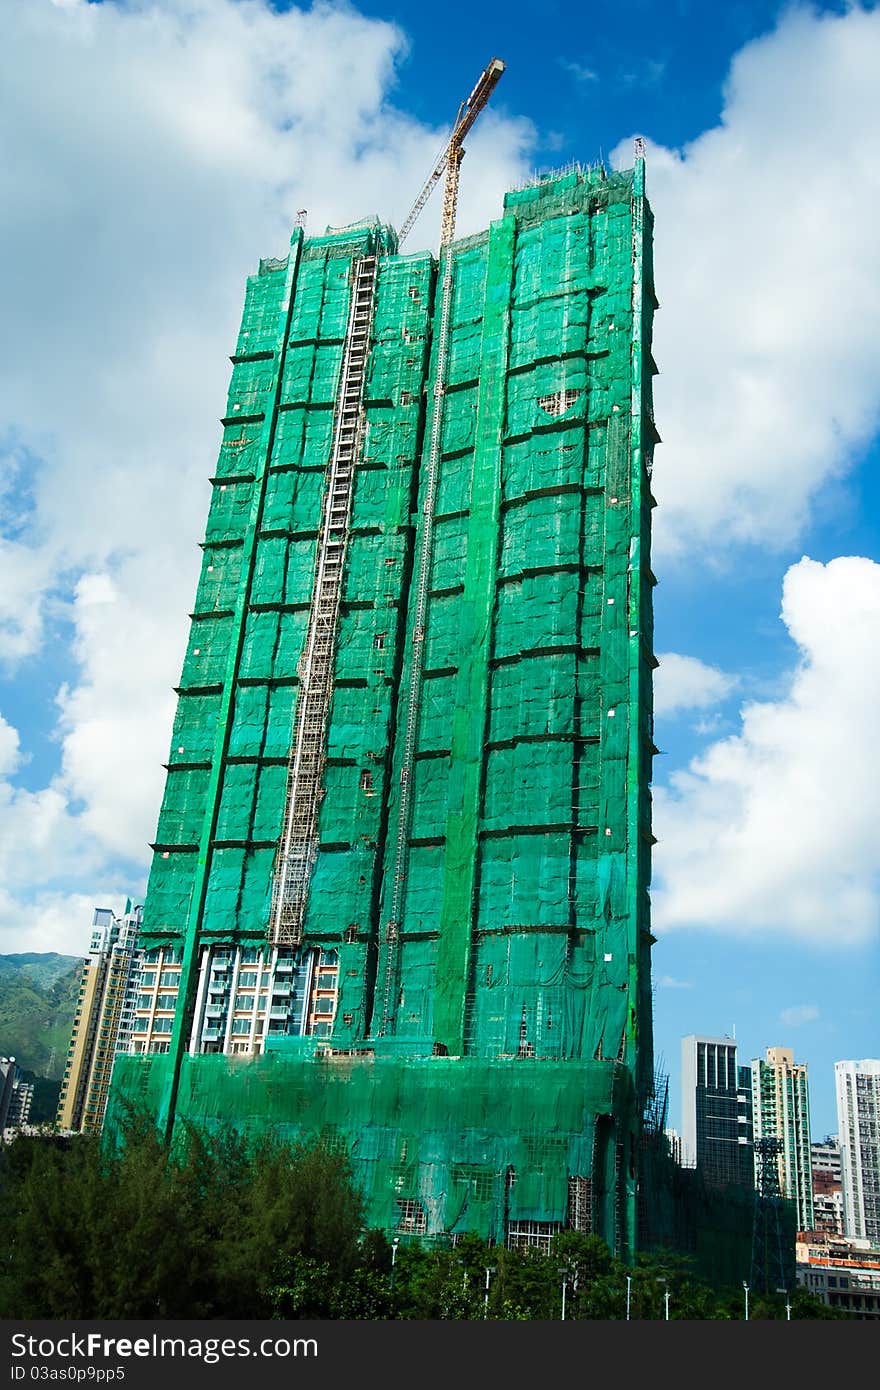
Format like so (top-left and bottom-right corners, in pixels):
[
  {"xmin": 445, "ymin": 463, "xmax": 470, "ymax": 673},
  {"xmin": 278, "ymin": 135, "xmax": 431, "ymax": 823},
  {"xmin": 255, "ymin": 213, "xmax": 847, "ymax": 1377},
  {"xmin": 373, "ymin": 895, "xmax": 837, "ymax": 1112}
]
[
  {"xmin": 106, "ymin": 1049, "xmax": 631, "ymax": 1243},
  {"xmin": 113, "ymin": 166, "xmax": 658, "ymax": 1255}
]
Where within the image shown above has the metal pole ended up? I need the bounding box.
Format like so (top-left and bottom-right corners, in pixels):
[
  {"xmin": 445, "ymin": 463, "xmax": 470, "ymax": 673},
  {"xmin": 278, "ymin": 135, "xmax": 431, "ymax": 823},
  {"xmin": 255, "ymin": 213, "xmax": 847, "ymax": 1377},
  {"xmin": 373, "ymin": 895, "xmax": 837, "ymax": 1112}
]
[
  {"xmin": 391, "ymin": 1238, "xmax": 399, "ymax": 1289},
  {"xmin": 786, "ymin": 1298, "xmax": 791, "ymax": 1321},
  {"xmin": 484, "ymin": 1267, "xmax": 491, "ymax": 1319},
  {"xmin": 561, "ymin": 1278, "xmax": 567, "ymax": 1321},
  {"xmin": 626, "ymin": 1275, "xmax": 631, "ymax": 1320},
  {"xmin": 743, "ymin": 1281, "xmax": 749, "ymax": 1321},
  {"xmin": 664, "ymin": 1288, "xmax": 670, "ymax": 1321}
]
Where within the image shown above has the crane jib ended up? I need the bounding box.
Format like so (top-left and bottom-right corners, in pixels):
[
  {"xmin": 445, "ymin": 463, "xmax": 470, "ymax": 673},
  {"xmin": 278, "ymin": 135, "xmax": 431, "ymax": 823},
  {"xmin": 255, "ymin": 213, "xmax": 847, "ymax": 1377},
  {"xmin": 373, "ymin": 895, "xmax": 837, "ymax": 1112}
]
[{"xmin": 397, "ymin": 57, "xmax": 506, "ymax": 247}]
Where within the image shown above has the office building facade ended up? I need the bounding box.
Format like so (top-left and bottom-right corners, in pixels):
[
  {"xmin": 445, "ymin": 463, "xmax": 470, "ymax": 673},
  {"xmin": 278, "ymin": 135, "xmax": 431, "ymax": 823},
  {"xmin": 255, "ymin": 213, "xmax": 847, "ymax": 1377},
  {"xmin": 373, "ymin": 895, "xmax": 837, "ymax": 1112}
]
[{"xmin": 680, "ymin": 1034, "xmax": 753, "ymax": 1189}]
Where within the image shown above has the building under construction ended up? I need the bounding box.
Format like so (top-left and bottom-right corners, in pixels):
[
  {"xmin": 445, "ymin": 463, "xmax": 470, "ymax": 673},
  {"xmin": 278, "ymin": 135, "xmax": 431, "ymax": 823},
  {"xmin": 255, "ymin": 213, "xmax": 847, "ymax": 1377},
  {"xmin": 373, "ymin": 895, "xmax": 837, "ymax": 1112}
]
[{"xmin": 107, "ymin": 107, "xmax": 658, "ymax": 1256}]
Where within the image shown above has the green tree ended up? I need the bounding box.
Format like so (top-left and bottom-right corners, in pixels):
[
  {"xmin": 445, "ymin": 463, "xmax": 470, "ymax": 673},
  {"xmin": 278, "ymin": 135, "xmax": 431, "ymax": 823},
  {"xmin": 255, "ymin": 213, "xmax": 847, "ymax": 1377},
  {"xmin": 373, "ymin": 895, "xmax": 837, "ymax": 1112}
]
[{"xmin": 0, "ymin": 1118, "xmax": 369, "ymax": 1319}]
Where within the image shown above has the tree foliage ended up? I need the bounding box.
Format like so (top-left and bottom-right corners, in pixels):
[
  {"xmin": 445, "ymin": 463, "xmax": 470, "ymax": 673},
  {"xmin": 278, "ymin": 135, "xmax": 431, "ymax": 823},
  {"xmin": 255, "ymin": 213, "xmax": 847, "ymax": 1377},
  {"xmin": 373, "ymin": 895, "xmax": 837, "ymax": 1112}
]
[
  {"xmin": 0, "ymin": 1116, "xmax": 364, "ymax": 1318},
  {"xmin": 0, "ymin": 1123, "xmax": 845, "ymax": 1320}
]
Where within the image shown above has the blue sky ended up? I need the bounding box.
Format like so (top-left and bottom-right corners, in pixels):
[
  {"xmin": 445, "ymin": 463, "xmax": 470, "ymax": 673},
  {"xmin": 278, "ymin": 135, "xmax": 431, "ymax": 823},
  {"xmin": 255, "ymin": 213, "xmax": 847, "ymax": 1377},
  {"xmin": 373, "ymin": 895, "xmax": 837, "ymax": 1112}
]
[{"xmin": 1, "ymin": 0, "xmax": 879, "ymax": 1139}]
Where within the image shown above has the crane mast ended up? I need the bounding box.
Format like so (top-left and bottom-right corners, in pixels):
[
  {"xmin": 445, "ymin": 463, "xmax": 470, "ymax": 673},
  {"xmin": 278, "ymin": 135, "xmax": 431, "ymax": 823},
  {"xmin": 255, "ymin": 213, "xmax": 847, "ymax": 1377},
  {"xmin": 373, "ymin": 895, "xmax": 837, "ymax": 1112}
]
[
  {"xmin": 398, "ymin": 57, "xmax": 505, "ymax": 248},
  {"xmin": 377, "ymin": 58, "xmax": 504, "ymax": 1032}
]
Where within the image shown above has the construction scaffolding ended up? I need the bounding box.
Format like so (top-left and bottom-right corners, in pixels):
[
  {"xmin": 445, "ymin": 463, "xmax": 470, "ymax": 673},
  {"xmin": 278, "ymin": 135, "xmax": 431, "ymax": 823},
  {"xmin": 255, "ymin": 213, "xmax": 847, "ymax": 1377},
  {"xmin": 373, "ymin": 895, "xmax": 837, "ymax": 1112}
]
[
  {"xmin": 270, "ymin": 253, "xmax": 379, "ymax": 947},
  {"xmin": 107, "ymin": 160, "xmax": 658, "ymax": 1257}
]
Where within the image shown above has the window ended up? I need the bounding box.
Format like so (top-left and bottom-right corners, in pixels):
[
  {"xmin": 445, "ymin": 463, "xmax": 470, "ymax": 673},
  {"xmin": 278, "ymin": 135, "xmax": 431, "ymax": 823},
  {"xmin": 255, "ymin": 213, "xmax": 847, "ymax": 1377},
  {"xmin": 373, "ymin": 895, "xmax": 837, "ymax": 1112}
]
[
  {"xmin": 231, "ymin": 1019, "xmax": 251, "ymax": 1035},
  {"xmin": 537, "ymin": 388, "xmax": 581, "ymax": 418},
  {"xmin": 568, "ymin": 1176, "xmax": 594, "ymax": 1234},
  {"xmin": 506, "ymin": 1220, "xmax": 561, "ymax": 1252},
  {"xmin": 238, "ymin": 971, "xmax": 258, "ymax": 988},
  {"xmin": 373, "ymin": 633, "xmax": 386, "ymax": 650},
  {"xmin": 360, "ymin": 769, "xmax": 374, "ymax": 793},
  {"xmin": 159, "ymin": 970, "xmax": 179, "ymax": 987},
  {"xmin": 140, "ymin": 972, "xmax": 156, "ymax": 988},
  {"xmin": 151, "ymin": 1017, "xmax": 173, "ymax": 1034},
  {"xmin": 234, "ymin": 993, "xmax": 254, "ymax": 1011},
  {"xmin": 396, "ymin": 1198, "xmax": 426, "ymax": 1234},
  {"xmin": 155, "ymin": 994, "xmax": 178, "ymax": 1011}
]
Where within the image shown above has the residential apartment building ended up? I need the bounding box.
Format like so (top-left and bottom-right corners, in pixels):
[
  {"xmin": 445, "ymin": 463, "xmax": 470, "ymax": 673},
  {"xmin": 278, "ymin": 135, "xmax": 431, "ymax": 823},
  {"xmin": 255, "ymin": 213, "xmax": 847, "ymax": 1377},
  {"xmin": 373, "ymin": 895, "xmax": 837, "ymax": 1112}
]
[
  {"xmin": 750, "ymin": 1046, "xmax": 814, "ymax": 1232},
  {"xmin": 0, "ymin": 1057, "xmax": 34, "ymax": 1136},
  {"xmin": 56, "ymin": 903, "xmax": 144, "ymax": 1133},
  {"xmin": 811, "ymin": 1136, "xmax": 844, "ymax": 1236},
  {"xmin": 107, "ymin": 157, "xmax": 659, "ymax": 1254},
  {"xmin": 835, "ymin": 1059, "xmax": 880, "ymax": 1244}
]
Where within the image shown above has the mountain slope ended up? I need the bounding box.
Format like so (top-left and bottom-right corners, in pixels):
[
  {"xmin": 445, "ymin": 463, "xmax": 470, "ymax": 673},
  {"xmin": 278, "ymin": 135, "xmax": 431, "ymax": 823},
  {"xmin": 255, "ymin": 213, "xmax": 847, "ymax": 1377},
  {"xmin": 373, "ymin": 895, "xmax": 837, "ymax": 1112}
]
[{"xmin": 0, "ymin": 953, "xmax": 83, "ymax": 1079}]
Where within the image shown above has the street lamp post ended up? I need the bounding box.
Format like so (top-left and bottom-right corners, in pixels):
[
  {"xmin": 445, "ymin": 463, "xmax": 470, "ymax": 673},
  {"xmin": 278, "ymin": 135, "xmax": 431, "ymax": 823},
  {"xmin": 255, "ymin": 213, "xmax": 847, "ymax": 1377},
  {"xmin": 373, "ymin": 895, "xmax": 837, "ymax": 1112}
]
[
  {"xmin": 655, "ymin": 1276, "xmax": 669, "ymax": 1321},
  {"xmin": 626, "ymin": 1274, "xmax": 632, "ymax": 1321},
  {"xmin": 484, "ymin": 1266, "xmax": 495, "ymax": 1319},
  {"xmin": 743, "ymin": 1281, "xmax": 749, "ymax": 1322},
  {"xmin": 561, "ymin": 1276, "xmax": 567, "ymax": 1321},
  {"xmin": 391, "ymin": 1237, "xmax": 400, "ymax": 1289}
]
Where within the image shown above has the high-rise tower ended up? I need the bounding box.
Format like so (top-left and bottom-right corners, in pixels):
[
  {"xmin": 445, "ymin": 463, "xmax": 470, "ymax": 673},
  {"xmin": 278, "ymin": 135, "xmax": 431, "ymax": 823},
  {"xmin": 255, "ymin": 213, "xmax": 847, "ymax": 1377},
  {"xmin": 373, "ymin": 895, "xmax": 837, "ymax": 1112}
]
[
  {"xmin": 108, "ymin": 159, "xmax": 657, "ymax": 1256},
  {"xmin": 835, "ymin": 1059, "xmax": 880, "ymax": 1243},
  {"xmin": 750, "ymin": 1047, "xmax": 814, "ymax": 1232},
  {"xmin": 57, "ymin": 904, "xmax": 144, "ymax": 1133},
  {"xmin": 681, "ymin": 1034, "xmax": 753, "ymax": 1190}
]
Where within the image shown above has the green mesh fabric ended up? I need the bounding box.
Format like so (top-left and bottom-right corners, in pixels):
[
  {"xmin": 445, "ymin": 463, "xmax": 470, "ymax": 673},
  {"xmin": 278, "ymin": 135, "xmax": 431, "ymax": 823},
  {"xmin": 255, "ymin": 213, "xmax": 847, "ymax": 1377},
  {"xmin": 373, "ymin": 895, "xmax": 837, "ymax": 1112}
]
[{"xmin": 111, "ymin": 166, "xmax": 657, "ymax": 1259}]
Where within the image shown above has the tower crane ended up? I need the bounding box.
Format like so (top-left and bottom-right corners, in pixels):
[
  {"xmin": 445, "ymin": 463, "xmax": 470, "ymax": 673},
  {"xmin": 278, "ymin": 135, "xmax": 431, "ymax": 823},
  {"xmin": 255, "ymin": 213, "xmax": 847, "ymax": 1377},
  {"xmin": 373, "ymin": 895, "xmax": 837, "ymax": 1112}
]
[{"xmin": 398, "ymin": 57, "xmax": 505, "ymax": 248}]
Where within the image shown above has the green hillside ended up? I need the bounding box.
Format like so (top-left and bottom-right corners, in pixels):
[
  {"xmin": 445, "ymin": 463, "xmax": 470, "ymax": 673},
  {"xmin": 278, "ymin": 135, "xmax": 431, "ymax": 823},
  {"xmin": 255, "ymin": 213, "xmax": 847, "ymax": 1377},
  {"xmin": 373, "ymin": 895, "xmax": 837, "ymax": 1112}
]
[{"xmin": 0, "ymin": 953, "xmax": 83, "ymax": 1080}]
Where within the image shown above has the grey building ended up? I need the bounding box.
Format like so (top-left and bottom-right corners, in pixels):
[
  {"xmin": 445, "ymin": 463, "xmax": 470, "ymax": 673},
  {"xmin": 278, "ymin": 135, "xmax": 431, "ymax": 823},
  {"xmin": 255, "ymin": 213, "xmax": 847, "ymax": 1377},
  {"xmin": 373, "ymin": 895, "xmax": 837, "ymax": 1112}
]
[{"xmin": 0, "ymin": 1057, "xmax": 34, "ymax": 1136}]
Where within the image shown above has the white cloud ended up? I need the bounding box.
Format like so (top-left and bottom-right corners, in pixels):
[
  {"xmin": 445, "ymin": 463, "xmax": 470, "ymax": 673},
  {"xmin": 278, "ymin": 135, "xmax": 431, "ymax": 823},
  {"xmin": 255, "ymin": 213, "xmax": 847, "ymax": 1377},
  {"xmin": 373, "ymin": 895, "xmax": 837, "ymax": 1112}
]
[
  {"xmin": 653, "ymin": 556, "xmax": 880, "ymax": 946},
  {"xmin": 654, "ymin": 652, "xmax": 737, "ymax": 717},
  {"xmin": 612, "ymin": 3, "xmax": 880, "ymax": 556},
  {"xmin": 0, "ymin": 716, "xmax": 22, "ymax": 777},
  {"xmin": 0, "ymin": 0, "xmax": 534, "ymax": 954},
  {"xmin": 0, "ymin": 539, "xmax": 50, "ymax": 666},
  {"xmin": 656, "ymin": 975, "xmax": 694, "ymax": 990},
  {"xmin": 780, "ymin": 1004, "xmax": 820, "ymax": 1027},
  {"xmin": 55, "ymin": 566, "xmax": 183, "ymax": 861},
  {"xmin": 561, "ymin": 59, "xmax": 598, "ymax": 84},
  {"xmin": 0, "ymin": 889, "xmax": 131, "ymax": 958}
]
